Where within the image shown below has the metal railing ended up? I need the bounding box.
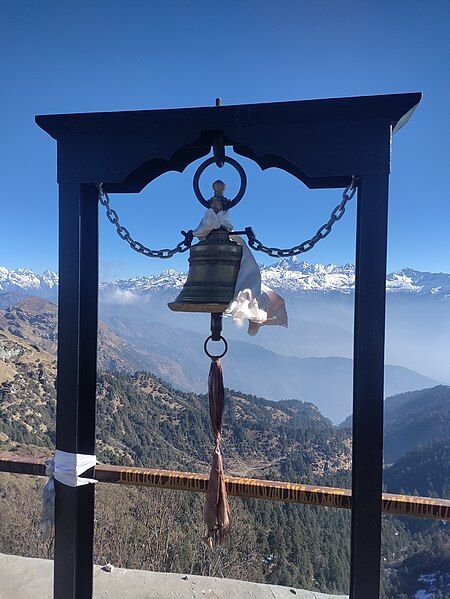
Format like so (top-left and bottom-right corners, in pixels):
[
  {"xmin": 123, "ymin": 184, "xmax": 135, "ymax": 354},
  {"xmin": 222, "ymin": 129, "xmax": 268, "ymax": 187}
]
[{"xmin": 1, "ymin": 453, "xmax": 449, "ymax": 521}]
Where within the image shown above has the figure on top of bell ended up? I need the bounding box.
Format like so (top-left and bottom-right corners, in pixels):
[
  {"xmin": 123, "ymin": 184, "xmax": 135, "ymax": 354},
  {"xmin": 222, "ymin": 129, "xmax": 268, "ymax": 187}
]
[{"xmin": 208, "ymin": 180, "xmax": 230, "ymax": 214}]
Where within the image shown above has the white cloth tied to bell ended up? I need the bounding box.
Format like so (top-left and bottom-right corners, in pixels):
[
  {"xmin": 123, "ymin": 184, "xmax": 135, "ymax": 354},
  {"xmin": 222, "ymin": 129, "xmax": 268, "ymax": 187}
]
[
  {"xmin": 193, "ymin": 209, "xmax": 288, "ymax": 335},
  {"xmin": 41, "ymin": 450, "xmax": 97, "ymax": 540}
]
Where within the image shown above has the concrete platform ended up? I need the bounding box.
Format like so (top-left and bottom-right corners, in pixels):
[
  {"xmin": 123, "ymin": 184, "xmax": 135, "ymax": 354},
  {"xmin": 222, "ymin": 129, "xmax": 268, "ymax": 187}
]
[{"xmin": 0, "ymin": 553, "xmax": 348, "ymax": 599}]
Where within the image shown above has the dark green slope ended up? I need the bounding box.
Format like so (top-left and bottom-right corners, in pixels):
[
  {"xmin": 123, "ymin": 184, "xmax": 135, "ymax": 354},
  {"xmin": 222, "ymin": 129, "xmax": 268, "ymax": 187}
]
[
  {"xmin": 340, "ymin": 385, "xmax": 450, "ymax": 463},
  {"xmin": 384, "ymin": 385, "xmax": 450, "ymax": 462},
  {"xmin": 0, "ymin": 337, "xmax": 351, "ymax": 483},
  {"xmin": 384, "ymin": 440, "xmax": 450, "ymax": 498}
]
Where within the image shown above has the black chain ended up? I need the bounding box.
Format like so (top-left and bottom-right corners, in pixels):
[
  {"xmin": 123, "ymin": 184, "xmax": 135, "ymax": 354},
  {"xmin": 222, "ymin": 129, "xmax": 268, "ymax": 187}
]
[
  {"xmin": 98, "ymin": 184, "xmax": 193, "ymax": 259},
  {"xmin": 242, "ymin": 177, "xmax": 358, "ymax": 258},
  {"xmin": 99, "ymin": 176, "xmax": 357, "ymax": 260}
]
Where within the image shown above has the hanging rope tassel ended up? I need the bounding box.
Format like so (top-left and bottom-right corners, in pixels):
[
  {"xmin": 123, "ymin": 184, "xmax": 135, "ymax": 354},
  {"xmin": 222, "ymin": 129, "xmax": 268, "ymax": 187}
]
[{"xmin": 204, "ymin": 356, "xmax": 230, "ymax": 547}]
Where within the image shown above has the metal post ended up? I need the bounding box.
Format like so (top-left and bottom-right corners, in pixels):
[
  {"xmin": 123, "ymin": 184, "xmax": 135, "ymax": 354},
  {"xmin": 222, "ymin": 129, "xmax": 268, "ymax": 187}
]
[
  {"xmin": 54, "ymin": 183, "xmax": 98, "ymax": 599},
  {"xmin": 350, "ymin": 173, "xmax": 390, "ymax": 598}
]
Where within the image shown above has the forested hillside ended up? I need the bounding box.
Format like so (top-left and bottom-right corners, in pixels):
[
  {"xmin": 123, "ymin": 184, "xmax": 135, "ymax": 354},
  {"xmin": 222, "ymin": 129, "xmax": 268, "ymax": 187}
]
[
  {"xmin": 384, "ymin": 440, "xmax": 450, "ymax": 498},
  {"xmin": 340, "ymin": 385, "xmax": 450, "ymax": 464},
  {"xmin": 383, "ymin": 386, "xmax": 450, "ymax": 462},
  {"xmin": 0, "ymin": 322, "xmax": 449, "ymax": 597},
  {"xmin": 0, "ymin": 324, "xmax": 352, "ymax": 481},
  {"xmin": 0, "ymin": 297, "xmax": 199, "ymax": 388}
]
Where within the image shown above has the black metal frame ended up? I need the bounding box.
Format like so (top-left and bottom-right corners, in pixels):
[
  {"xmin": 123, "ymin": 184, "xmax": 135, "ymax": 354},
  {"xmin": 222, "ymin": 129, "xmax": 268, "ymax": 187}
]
[{"xmin": 36, "ymin": 92, "xmax": 421, "ymax": 599}]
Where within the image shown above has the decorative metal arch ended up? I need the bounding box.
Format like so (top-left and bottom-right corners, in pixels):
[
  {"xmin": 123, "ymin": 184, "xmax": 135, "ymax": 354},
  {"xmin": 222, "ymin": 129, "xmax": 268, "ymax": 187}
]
[{"xmin": 36, "ymin": 92, "xmax": 421, "ymax": 599}]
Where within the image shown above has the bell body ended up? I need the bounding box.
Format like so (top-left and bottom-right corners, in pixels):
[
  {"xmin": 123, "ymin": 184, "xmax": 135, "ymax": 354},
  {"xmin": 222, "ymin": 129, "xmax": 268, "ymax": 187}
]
[{"xmin": 168, "ymin": 228, "xmax": 243, "ymax": 313}]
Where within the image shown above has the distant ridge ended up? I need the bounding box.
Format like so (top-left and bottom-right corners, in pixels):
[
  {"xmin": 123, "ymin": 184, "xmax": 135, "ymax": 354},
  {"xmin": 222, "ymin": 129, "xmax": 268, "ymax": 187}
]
[
  {"xmin": 340, "ymin": 385, "xmax": 450, "ymax": 462},
  {"xmin": 0, "ymin": 297, "xmax": 440, "ymax": 422}
]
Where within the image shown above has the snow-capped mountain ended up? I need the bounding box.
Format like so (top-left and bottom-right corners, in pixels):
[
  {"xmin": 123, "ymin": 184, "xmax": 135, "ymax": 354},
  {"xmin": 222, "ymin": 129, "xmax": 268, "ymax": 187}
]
[
  {"xmin": 261, "ymin": 259, "xmax": 357, "ymax": 293},
  {"xmin": 0, "ymin": 267, "xmax": 59, "ymax": 298},
  {"xmin": 261, "ymin": 258, "xmax": 450, "ymax": 295},
  {"xmin": 101, "ymin": 269, "xmax": 186, "ymax": 295},
  {"xmin": 1, "ymin": 260, "xmax": 450, "ymax": 298}
]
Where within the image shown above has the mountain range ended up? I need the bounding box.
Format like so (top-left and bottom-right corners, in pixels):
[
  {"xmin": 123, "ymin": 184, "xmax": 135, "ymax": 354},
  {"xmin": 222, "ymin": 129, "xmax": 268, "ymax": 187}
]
[
  {"xmin": 0, "ymin": 285, "xmax": 448, "ymax": 598},
  {"xmin": 1, "ymin": 260, "xmax": 449, "ymax": 409},
  {"xmin": 0, "ymin": 296, "xmax": 440, "ymax": 422},
  {"xmin": 2, "ymin": 260, "xmax": 450, "ymax": 297},
  {"xmin": 1, "ymin": 318, "xmax": 449, "ymax": 597}
]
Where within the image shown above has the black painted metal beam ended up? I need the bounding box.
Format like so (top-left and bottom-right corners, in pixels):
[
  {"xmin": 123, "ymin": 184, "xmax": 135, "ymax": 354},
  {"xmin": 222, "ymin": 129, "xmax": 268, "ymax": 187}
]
[
  {"xmin": 35, "ymin": 93, "xmax": 421, "ymax": 192},
  {"xmin": 53, "ymin": 184, "xmax": 98, "ymax": 599},
  {"xmin": 350, "ymin": 173, "xmax": 390, "ymax": 599}
]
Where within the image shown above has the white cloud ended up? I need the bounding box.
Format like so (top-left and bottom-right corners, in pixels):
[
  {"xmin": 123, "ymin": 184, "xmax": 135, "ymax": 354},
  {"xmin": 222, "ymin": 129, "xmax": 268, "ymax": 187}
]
[{"xmin": 100, "ymin": 288, "xmax": 139, "ymax": 305}]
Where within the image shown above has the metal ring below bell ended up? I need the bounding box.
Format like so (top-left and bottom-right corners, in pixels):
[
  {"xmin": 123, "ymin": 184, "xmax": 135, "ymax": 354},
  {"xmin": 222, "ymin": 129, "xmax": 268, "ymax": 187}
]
[
  {"xmin": 193, "ymin": 156, "xmax": 247, "ymax": 209},
  {"xmin": 204, "ymin": 335, "xmax": 228, "ymax": 359}
]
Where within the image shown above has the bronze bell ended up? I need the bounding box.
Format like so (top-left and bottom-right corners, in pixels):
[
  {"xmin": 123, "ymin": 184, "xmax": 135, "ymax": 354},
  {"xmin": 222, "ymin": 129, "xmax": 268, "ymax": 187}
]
[
  {"xmin": 168, "ymin": 227, "xmax": 242, "ymax": 313},
  {"xmin": 168, "ymin": 180, "xmax": 243, "ymax": 313}
]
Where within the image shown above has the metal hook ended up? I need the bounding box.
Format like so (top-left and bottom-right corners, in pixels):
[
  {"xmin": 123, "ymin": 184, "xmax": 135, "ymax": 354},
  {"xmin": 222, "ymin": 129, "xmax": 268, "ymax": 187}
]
[
  {"xmin": 212, "ymin": 131, "xmax": 225, "ymax": 168},
  {"xmin": 210, "ymin": 313, "xmax": 223, "ymax": 341}
]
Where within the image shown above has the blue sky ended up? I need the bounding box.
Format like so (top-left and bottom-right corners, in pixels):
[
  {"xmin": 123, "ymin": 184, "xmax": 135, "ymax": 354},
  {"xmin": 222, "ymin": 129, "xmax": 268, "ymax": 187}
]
[{"xmin": 0, "ymin": 1, "xmax": 449, "ymax": 280}]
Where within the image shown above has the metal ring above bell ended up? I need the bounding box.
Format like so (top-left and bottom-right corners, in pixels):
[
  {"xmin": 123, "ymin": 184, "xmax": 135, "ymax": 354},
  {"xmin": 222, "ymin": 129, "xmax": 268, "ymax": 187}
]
[
  {"xmin": 204, "ymin": 335, "xmax": 228, "ymax": 360},
  {"xmin": 193, "ymin": 156, "xmax": 247, "ymax": 209}
]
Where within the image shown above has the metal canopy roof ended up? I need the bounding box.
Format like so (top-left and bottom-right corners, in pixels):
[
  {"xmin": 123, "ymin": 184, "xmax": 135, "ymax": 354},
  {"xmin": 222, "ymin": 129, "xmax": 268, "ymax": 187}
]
[{"xmin": 36, "ymin": 92, "xmax": 421, "ymax": 192}]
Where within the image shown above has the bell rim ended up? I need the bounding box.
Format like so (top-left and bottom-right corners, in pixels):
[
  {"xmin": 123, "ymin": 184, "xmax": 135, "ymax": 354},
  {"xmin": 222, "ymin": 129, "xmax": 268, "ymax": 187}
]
[{"xmin": 168, "ymin": 302, "xmax": 229, "ymax": 313}]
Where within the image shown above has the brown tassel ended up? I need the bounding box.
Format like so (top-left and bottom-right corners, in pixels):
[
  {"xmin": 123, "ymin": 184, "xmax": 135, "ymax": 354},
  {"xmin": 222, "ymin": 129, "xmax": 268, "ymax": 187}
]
[{"xmin": 204, "ymin": 357, "xmax": 230, "ymax": 547}]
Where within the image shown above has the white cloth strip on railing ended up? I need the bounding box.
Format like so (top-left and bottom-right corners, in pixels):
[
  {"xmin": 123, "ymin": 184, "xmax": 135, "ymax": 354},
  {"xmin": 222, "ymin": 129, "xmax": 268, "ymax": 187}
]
[{"xmin": 41, "ymin": 450, "xmax": 97, "ymax": 540}]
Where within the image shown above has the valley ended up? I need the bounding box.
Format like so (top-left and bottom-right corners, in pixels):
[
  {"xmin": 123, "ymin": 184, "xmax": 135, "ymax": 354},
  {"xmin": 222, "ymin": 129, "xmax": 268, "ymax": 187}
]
[{"xmin": 0, "ymin": 295, "xmax": 441, "ymax": 423}]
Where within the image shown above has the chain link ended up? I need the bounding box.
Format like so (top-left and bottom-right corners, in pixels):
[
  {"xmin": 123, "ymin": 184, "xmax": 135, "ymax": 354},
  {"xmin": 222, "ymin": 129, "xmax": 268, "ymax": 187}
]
[
  {"xmin": 98, "ymin": 184, "xmax": 194, "ymax": 259},
  {"xmin": 99, "ymin": 176, "xmax": 357, "ymax": 261},
  {"xmin": 243, "ymin": 177, "xmax": 358, "ymax": 258}
]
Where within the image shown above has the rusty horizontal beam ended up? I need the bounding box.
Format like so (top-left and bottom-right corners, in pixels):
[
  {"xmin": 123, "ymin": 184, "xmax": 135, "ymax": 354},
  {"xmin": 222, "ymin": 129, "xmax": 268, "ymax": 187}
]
[{"xmin": 1, "ymin": 453, "xmax": 448, "ymax": 521}]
